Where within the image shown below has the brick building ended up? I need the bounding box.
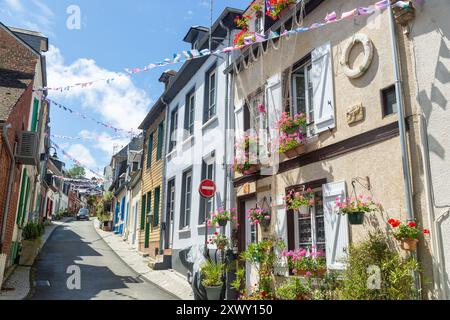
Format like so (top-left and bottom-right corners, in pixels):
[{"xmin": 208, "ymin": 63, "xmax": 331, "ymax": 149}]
[{"xmin": 0, "ymin": 22, "xmax": 40, "ymax": 286}]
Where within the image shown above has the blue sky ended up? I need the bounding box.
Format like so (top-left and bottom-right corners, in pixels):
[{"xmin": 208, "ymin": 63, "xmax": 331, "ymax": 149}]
[{"xmin": 0, "ymin": 0, "xmax": 245, "ymax": 177}]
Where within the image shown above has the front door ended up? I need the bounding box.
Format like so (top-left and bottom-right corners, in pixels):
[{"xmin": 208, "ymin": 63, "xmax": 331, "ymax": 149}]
[
  {"xmin": 165, "ymin": 179, "xmax": 176, "ymax": 249},
  {"xmin": 238, "ymin": 195, "xmax": 258, "ymax": 293}
]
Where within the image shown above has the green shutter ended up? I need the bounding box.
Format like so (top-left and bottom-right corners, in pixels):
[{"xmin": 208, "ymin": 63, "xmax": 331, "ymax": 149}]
[
  {"xmin": 147, "ymin": 133, "xmax": 153, "ymax": 169},
  {"xmin": 21, "ymin": 176, "xmax": 31, "ymax": 226},
  {"xmin": 156, "ymin": 122, "xmax": 164, "ymax": 160},
  {"xmin": 144, "ymin": 192, "xmax": 151, "ymax": 248},
  {"xmin": 153, "ymin": 187, "xmax": 160, "ymax": 227},
  {"xmin": 140, "ymin": 194, "xmax": 146, "ymax": 230},
  {"xmin": 31, "ymin": 98, "xmax": 39, "ymax": 132},
  {"xmin": 16, "ymin": 170, "xmax": 27, "ymax": 224}
]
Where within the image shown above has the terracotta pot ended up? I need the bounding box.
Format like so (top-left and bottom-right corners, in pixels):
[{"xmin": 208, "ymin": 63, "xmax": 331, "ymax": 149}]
[
  {"xmin": 217, "ymin": 244, "xmax": 226, "ymax": 251},
  {"xmin": 348, "ymin": 212, "xmax": 365, "ymax": 225},
  {"xmin": 284, "ymin": 144, "xmax": 306, "ymax": 159},
  {"xmin": 315, "ymin": 268, "xmax": 327, "ymax": 277},
  {"xmin": 245, "ymin": 164, "xmax": 260, "ymax": 174},
  {"xmin": 400, "ymin": 238, "xmax": 419, "ymax": 252}
]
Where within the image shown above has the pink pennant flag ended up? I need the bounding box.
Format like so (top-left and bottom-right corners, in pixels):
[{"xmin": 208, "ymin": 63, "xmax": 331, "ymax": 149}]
[
  {"xmin": 375, "ymin": 0, "xmax": 389, "ymax": 9},
  {"xmin": 341, "ymin": 8, "xmax": 357, "ymax": 20},
  {"xmin": 325, "ymin": 11, "xmax": 337, "ymax": 23}
]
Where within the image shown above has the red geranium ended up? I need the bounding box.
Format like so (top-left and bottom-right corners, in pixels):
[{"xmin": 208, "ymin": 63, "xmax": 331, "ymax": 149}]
[
  {"xmin": 408, "ymin": 221, "xmax": 417, "ymax": 228},
  {"xmin": 388, "ymin": 218, "xmax": 401, "ymax": 228}
]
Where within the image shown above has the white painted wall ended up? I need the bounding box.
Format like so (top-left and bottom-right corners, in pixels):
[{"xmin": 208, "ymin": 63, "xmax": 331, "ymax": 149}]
[
  {"xmin": 165, "ymin": 46, "xmax": 233, "ymax": 260},
  {"xmin": 410, "ymin": 0, "xmax": 450, "ymax": 299}
]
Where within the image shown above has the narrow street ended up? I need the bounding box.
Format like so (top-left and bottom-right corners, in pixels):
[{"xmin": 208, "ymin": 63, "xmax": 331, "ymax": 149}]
[{"xmin": 30, "ymin": 220, "xmax": 178, "ymax": 300}]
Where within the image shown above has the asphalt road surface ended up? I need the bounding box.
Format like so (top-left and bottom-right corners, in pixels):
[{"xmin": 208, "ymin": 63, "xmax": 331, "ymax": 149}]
[{"xmin": 30, "ymin": 220, "xmax": 178, "ymax": 300}]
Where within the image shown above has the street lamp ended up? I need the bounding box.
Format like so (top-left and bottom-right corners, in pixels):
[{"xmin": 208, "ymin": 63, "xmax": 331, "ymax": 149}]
[{"xmin": 48, "ymin": 147, "xmax": 58, "ymax": 159}]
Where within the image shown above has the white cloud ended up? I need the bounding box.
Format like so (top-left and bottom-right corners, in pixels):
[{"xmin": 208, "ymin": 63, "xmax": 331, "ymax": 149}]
[
  {"xmin": 4, "ymin": 0, "xmax": 23, "ymax": 12},
  {"xmin": 45, "ymin": 45, "xmax": 151, "ymax": 133},
  {"xmin": 78, "ymin": 130, "xmax": 130, "ymax": 159}
]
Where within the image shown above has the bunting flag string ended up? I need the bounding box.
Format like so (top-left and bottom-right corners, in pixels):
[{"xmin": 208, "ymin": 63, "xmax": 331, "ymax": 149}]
[
  {"xmin": 51, "ymin": 140, "xmax": 105, "ymax": 179},
  {"xmin": 33, "ymin": 0, "xmax": 411, "ymax": 93},
  {"xmin": 33, "ymin": 0, "xmax": 418, "ymax": 93},
  {"xmin": 51, "ymin": 134, "xmax": 127, "ymax": 141},
  {"xmin": 43, "ymin": 96, "xmax": 136, "ymax": 136}
]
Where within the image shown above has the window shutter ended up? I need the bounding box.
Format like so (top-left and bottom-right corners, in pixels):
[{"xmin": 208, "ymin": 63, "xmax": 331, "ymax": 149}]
[
  {"xmin": 282, "ymin": 68, "xmax": 292, "ymax": 113},
  {"xmin": 203, "ymin": 73, "xmax": 210, "ymax": 124},
  {"xmin": 322, "ymin": 181, "xmax": 349, "ymax": 270},
  {"xmin": 199, "ymin": 161, "xmax": 207, "ymax": 224},
  {"xmin": 157, "ymin": 122, "xmax": 164, "ymax": 160},
  {"xmin": 140, "ymin": 194, "xmax": 146, "ymax": 230},
  {"xmin": 266, "ymin": 74, "xmax": 282, "ymax": 130},
  {"xmin": 153, "ymin": 187, "xmax": 161, "ymax": 227},
  {"xmin": 31, "ymin": 98, "xmax": 39, "ymax": 132},
  {"xmin": 312, "ymin": 42, "xmax": 336, "ymax": 134},
  {"xmin": 147, "ymin": 133, "xmax": 153, "ymax": 168}
]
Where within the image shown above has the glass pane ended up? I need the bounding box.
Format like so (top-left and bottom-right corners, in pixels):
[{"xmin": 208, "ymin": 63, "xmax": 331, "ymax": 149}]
[
  {"xmin": 316, "ymin": 216, "xmax": 326, "ymax": 243},
  {"xmin": 298, "ymin": 218, "xmax": 312, "ymax": 244},
  {"xmin": 295, "ymin": 72, "xmax": 306, "ymax": 115}
]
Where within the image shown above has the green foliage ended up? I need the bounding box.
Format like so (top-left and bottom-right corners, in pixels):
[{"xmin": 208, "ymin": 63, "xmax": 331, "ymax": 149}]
[
  {"xmin": 103, "ymin": 191, "xmax": 113, "ymax": 202},
  {"xmin": 66, "ymin": 166, "xmax": 86, "ymax": 179},
  {"xmin": 231, "ymin": 267, "xmax": 246, "ymax": 292},
  {"xmin": 201, "ymin": 259, "xmax": 224, "ymax": 288},
  {"xmin": 276, "ymin": 277, "xmax": 312, "ymax": 300},
  {"xmin": 22, "ymin": 222, "xmax": 44, "ymax": 241},
  {"xmin": 339, "ymin": 232, "xmax": 420, "ymax": 300}
]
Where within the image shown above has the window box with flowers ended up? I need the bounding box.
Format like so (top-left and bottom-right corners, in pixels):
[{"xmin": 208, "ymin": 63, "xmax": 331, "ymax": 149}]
[
  {"xmin": 248, "ymin": 207, "xmax": 271, "ymax": 231},
  {"xmin": 266, "ymin": 0, "xmax": 296, "ymax": 21},
  {"xmin": 277, "ymin": 112, "xmax": 307, "ymax": 159},
  {"xmin": 282, "ymin": 248, "xmax": 327, "ymax": 278},
  {"xmin": 284, "ymin": 188, "xmax": 315, "ymax": 215},
  {"xmin": 233, "ymin": 30, "xmax": 256, "ymax": 47},
  {"xmin": 335, "ymin": 195, "xmax": 379, "ymax": 225},
  {"xmin": 233, "ymin": 134, "xmax": 260, "ymax": 175},
  {"xmin": 388, "ymin": 219, "xmax": 430, "ymax": 252},
  {"xmin": 252, "ymin": 3, "xmax": 263, "ymax": 18}
]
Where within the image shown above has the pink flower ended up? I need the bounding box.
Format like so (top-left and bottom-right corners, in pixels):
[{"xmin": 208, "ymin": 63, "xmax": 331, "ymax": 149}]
[
  {"xmin": 305, "ymin": 271, "xmax": 312, "ymax": 278},
  {"xmin": 257, "ymin": 104, "xmax": 266, "ymax": 113},
  {"xmin": 292, "ymin": 269, "xmax": 298, "ymax": 274}
]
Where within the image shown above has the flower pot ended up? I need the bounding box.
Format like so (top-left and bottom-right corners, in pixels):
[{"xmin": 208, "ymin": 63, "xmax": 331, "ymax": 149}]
[
  {"xmin": 400, "ymin": 238, "xmax": 419, "ymax": 252},
  {"xmin": 218, "ymin": 220, "xmax": 228, "ymax": 227},
  {"xmin": 205, "ymin": 286, "xmax": 223, "ymax": 301},
  {"xmin": 284, "ymin": 144, "xmax": 306, "ymax": 159},
  {"xmin": 277, "ymin": 4, "xmax": 295, "ymax": 19},
  {"xmin": 348, "ymin": 212, "xmax": 365, "ymax": 225},
  {"xmin": 315, "ymin": 268, "xmax": 327, "ymax": 278},
  {"xmin": 297, "ymin": 205, "xmax": 310, "ymax": 216},
  {"xmin": 19, "ymin": 239, "xmax": 42, "ymax": 266},
  {"xmin": 217, "ymin": 244, "xmax": 226, "ymax": 251},
  {"xmin": 261, "ymin": 218, "xmax": 271, "ymax": 231},
  {"xmin": 244, "ymin": 164, "xmax": 260, "ymax": 175},
  {"xmin": 255, "ymin": 10, "xmax": 263, "ymax": 18}
]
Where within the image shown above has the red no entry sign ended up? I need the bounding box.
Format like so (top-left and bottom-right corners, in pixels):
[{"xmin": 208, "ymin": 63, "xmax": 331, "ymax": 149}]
[{"xmin": 199, "ymin": 179, "xmax": 216, "ymax": 198}]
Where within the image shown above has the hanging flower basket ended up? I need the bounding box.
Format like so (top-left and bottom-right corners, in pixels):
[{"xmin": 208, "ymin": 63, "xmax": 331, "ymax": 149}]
[
  {"xmin": 400, "ymin": 238, "xmax": 419, "ymax": 252},
  {"xmin": 218, "ymin": 219, "xmax": 228, "ymax": 227},
  {"xmin": 255, "ymin": 10, "xmax": 263, "ymax": 18},
  {"xmin": 297, "ymin": 205, "xmax": 310, "ymax": 216},
  {"xmin": 284, "ymin": 144, "xmax": 306, "ymax": 159},
  {"xmin": 348, "ymin": 212, "xmax": 365, "ymax": 225}
]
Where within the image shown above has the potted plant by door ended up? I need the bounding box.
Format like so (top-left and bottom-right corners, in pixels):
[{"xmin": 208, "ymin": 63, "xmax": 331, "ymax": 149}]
[
  {"xmin": 283, "ymin": 248, "xmax": 327, "ymax": 278},
  {"xmin": 284, "ymin": 188, "xmax": 315, "ymax": 214},
  {"xmin": 335, "ymin": 195, "xmax": 379, "ymax": 225},
  {"xmin": 277, "ymin": 112, "xmax": 307, "ymax": 159},
  {"xmin": 210, "ymin": 233, "xmax": 229, "ymax": 251},
  {"xmin": 248, "ymin": 207, "xmax": 272, "ymax": 232},
  {"xmin": 201, "ymin": 259, "xmax": 225, "ymax": 300},
  {"xmin": 19, "ymin": 222, "xmax": 44, "ymax": 266},
  {"xmin": 389, "ymin": 219, "xmax": 429, "ymax": 252}
]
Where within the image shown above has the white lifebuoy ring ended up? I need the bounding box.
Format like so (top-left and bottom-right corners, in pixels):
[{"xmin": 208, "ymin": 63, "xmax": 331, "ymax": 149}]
[{"xmin": 341, "ymin": 33, "xmax": 374, "ymax": 79}]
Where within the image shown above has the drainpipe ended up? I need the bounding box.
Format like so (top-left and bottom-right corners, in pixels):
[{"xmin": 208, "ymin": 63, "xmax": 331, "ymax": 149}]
[
  {"xmin": 160, "ymin": 97, "xmax": 170, "ymax": 255},
  {"xmin": 220, "ymin": 20, "xmax": 231, "ymax": 221},
  {"xmin": 0, "ymin": 123, "xmax": 16, "ymax": 254},
  {"xmin": 388, "ymin": 4, "xmax": 420, "ymax": 297}
]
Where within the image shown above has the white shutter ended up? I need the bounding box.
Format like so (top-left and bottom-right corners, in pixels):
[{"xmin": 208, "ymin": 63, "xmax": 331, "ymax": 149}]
[
  {"xmin": 312, "ymin": 41, "xmax": 336, "ymax": 134},
  {"xmin": 266, "ymin": 74, "xmax": 282, "ymax": 129},
  {"xmin": 322, "ymin": 181, "xmax": 349, "ymax": 270}
]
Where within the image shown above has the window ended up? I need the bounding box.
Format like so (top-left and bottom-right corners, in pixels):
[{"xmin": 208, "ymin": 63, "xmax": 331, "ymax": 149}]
[
  {"xmin": 185, "ymin": 91, "xmax": 195, "ymax": 137},
  {"xmin": 294, "ymin": 188, "xmax": 326, "ymax": 256},
  {"xmin": 132, "ymin": 161, "xmax": 139, "ymax": 172},
  {"xmin": 147, "ymin": 133, "xmax": 154, "ymax": 169},
  {"xmin": 292, "ymin": 60, "xmax": 315, "ymax": 136},
  {"xmin": 169, "ymin": 108, "xmax": 178, "ymax": 152},
  {"xmin": 204, "ymin": 68, "xmax": 217, "ymax": 123},
  {"xmin": 253, "ymin": 96, "xmax": 269, "ymax": 156},
  {"xmin": 255, "ymin": 15, "xmax": 264, "ymax": 34},
  {"xmin": 180, "ymin": 169, "xmax": 193, "ymax": 229},
  {"xmin": 199, "ymin": 158, "xmax": 215, "ymax": 224},
  {"xmin": 167, "ymin": 178, "xmax": 176, "ymax": 226},
  {"xmin": 156, "ymin": 122, "xmax": 164, "ymax": 160},
  {"xmin": 382, "ymin": 85, "xmax": 398, "ymax": 116},
  {"xmin": 146, "ymin": 191, "xmax": 152, "ymax": 216},
  {"xmin": 153, "ymin": 187, "xmax": 161, "ymax": 227}
]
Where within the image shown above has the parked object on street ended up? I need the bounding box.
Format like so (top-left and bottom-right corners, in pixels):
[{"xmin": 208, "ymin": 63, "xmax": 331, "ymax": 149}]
[{"xmin": 76, "ymin": 208, "xmax": 90, "ymax": 221}]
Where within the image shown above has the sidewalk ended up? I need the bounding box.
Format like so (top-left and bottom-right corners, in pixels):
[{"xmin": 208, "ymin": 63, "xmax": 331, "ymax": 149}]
[
  {"xmin": 0, "ymin": 218, "xmax": 72, "ymax": 300},
  {"xmin": 94, "ymin": 221, "xmax": 194, "ymax": 300}
]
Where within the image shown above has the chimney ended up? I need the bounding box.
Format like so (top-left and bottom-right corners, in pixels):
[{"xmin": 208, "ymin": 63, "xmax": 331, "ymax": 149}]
[{"xmin": 159, "ymin": 70, "xmax": 177, "ymax": 91}]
